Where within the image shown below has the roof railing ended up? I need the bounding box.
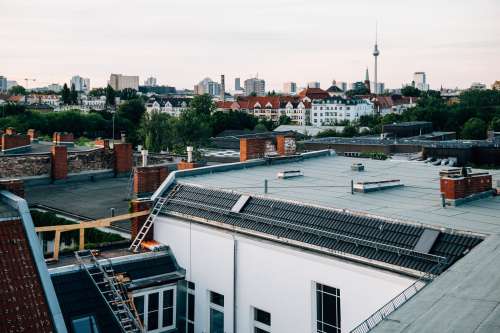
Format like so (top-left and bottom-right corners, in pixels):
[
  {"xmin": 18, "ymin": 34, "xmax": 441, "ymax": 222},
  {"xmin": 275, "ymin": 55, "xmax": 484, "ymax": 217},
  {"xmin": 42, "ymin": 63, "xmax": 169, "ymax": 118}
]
[{"xmin": 349, "ymin": 261, "xmax": 446, "ymax": 333}]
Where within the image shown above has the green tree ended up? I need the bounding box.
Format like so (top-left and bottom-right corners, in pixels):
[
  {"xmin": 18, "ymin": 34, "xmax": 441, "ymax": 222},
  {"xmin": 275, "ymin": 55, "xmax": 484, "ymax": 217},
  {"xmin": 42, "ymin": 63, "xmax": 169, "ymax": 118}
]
[
  {"xmin": 461, "ymin": 118, "xmax": 487, "ymax": 140},
  {"xmin": 174, "ymin": 109, "xmax": 211, "ymax": 146},
  {"xmin": 401, "ymin": 86, "xmax": 421, "ymax": 97},
  {"xmin": 139, "ymin": 111, "xmax": 175, "ymax": 152},
  {"xmin": 342, "ymin": 125, "xmax": 358, "ymax": 137},
  {"xmin": 89, "ymin": 88, "xmax": 106, "ymax": 97},
  {"xmin": 278, "ymin": 115, "xmax": 292, "ymax": 125},
  {"xmin": 61, "ymin": 84, "xmax": 71, "ymax": 105},
  {"xmin": 120, "ymin": 88, "xmax": 137, "ymax": 100},
  {"xmin": 249, "ymin": 92, "xmax": 257, "ymax": 97},
  {"xmin": 105, "ymin": 85, "xmax": 116, "ymax": 107},
  {"xmin": 315, "ymin": 129, "xmax": 338, "ymax": 138},
  {"xmin": 70, "ymin": 84, "xmax": 78, "ymax": 105},
  {"xmin": 8, "ymin": 85, "xmax": 26, "ymax": 95},
  {"xmin": 189, "ymin": 94, "xmax": 215, "ymax": 117},
  {"xmin": 489, "ymin": 117, "xmax": 500, "ymax": 132},
  {"xmin": 117, "ymin": 98, "xmax": 146, "ymax": 144}
]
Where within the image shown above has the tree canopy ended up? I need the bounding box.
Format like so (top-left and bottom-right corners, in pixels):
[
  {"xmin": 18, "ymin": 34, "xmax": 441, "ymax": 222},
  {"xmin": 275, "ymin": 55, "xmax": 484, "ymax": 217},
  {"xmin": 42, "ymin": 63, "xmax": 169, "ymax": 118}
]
[{"xmin": 8, "ymin": 85, "xmax": 26, "ymax": 95}]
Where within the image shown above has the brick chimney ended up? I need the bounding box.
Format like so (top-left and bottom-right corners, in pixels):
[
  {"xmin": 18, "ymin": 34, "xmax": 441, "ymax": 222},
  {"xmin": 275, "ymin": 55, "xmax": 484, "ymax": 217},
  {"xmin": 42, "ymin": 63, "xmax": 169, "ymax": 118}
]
[
  {"xmin": 177, "ymin": 146, "xmax": 202, "ymax": 170},
  {"xmin": 51, "ymin": 145, "xmax": 68, "ymax": 181},
  {"xmin": 52, "ymin": 132, "xmax": 74, "ymax": 146},
  {"xmin": 133, "ymin": 165, "xmax": 169, "ymax": 197},
  {"xmin": 276, "ymin": 134, "xmax": 297, "ymax": 156},
  {"xmin": 1, "ymin": 133, "xmax": 31, "ymax": 152},
  {"xmin": 240, "ymin": 138, "xmax": 266, "ymax": 161},
  {"xmin": 113, "ymin": 143, "xmax": 133, "ymax": 175},
  {"xmin": 5, "ymin": 127, "xmax": 16, "ymax": 135},
  {"xmin": 440, "ymin": 171, "xmax": 493, "ymax": 205}
]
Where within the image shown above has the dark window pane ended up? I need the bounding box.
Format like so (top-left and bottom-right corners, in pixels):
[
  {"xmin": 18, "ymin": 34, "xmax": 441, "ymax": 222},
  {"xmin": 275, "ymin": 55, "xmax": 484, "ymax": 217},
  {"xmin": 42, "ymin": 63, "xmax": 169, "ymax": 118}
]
[
  {"xmin": 187, "ymin": 281, "xmax": 195, "ymax": 290},
  {"xmin": 210, "ymin": 292, "xmax": 224, "ymax": 307},
  {"xmin": 134, "ymin": 296, "xmax": 144, "ymax": 315},
  {"xmin": 323, "ymin": 323, "xmax": 337, "ymax": 333},
  {"xmin": 323, "ymin": 285, "xmax": 338, "ymax": 296},
  {"xmin": 162, "ymin": 308, "xmax": 173, "ymax": 327},
  {"xmin": 254, "ymin": 308, "xmax": 271, "ymax": 326},
  {"xmin": 188, "ymin": 322, "xmax": 194, "ymax": 333},
  {"xmin": 149, "ymin": 293, "xmax": 159, "ymax": 312},
  {"xmin": 163, "ymin": 290, "xmax": 173, "ymax": 308},
  {"xmin": 337, "ymin": 297, "xmax": 341, "ymax": 328},
  {"xmin": 148, "ymin": 310, "xmax": 159, "ymax": 330},
  {"xmin": 188, "ymin": 294, "xmax": 195, "ymax": 321},
  {"xmin": 254, "ymin": 328, "xmax": 269, "ymax": 333},
  {"xmin": 210, "ymin": 308, "xmax": 224, "ymax": 333},
  {"xmin": 322, "ymin": 292, "xmax": 337, "ymax": 326}
]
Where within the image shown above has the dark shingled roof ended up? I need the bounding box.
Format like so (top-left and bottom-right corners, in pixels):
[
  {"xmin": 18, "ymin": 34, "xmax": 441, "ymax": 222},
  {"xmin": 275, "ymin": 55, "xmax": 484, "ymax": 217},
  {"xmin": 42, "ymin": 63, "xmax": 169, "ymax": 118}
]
[
  {"xmin": 159, "ymin": 184, "xmax": 483, "ymax": 275},
  {"xmin": 51, "ymin": 250, "xmax": 184, "ymax": 333}
]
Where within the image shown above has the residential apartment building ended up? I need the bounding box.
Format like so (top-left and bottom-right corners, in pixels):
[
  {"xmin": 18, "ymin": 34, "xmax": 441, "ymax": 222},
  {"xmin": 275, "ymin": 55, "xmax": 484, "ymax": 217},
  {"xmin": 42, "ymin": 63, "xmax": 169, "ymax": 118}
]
[
  {"xmin": 144, "ymin": 76, "xmax": 157, "ymax": 86},
  {"xmin": 109, "ymin": 73, "xmax": 140, "ymax": 91},
  {"xmin": 145, "ymin": 97, "xmax": 191, "ymax": 117},
  {"xmin": 194, "ymin": 77, "xmax": 221, "ymax": 96},
  {"xmin": 0, "ymin": 76, "xmax": 7, "ymax": 92},
  {"xmin": 373, "ymin": 95, "xmax": 416, "ymax": 115},
  {"xmin": 70, "ymin": 75, "xmax": 90, "ymax": 92},
  {"xmin": 307, "ymin": 81, "xmax": 321, "ymax": 89},
  {"xmin": 311, "ymin": 97, "xmax": 373, "ymax": 125},
  {"xmin": 244, "ymin": 77, "xmax": 265, "ymax": 96},
  {"xmin": 283, "ymin": 81, "xmax": 297, "ymax": 95},
  {"xmin": 413, "ymin": 72, "xmax": 429, "ymax": 91}
]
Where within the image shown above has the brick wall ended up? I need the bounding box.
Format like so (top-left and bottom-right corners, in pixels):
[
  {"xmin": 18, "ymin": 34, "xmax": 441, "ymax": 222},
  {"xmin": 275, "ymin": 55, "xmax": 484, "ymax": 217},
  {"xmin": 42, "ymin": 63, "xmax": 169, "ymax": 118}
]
[
  {"xmin": 51, "ymin": 145, "xmax": 68, "ymax": 180},
  {"xmin": 67, "ymin": 148, "xmax": 114, "ymax": 174},
  {"xmin": 0, "ymin": 179, "xmax": 24, "ymax": 197},
  {"xmin": 276, "ymin": 135, "xmax": 297, "ymax": 156},
  {"xmin": 133, "ymin": 165, "xmax": 169, "ymax": 195},
  {"xmin": 0, "ymin": 154, "xmax": 51, "ymax": 178},
  {"xmin": 240, "ymin": 138, "xmax": 266, "ymax": 161},
  {"xmin": 1, "ymin": 134, "xmax": 31, "ymax": 151},
  {"xmin": 114, "ymin": 143, "xmax": 133, "ymax": 174},
  {"xmin": 440, "ymin": 174, "xmax": 493, "ymax": 200},
  {"xmin": 52, "ymin": 132, "xmax": 74, "ymax": 145},
  {"xmin": 177, "ymin": 161, "xmax": 203, "ymax": 170},
  {"xmin": 130, "ymin": 199, "xmax": 153, "ymax": 241}
]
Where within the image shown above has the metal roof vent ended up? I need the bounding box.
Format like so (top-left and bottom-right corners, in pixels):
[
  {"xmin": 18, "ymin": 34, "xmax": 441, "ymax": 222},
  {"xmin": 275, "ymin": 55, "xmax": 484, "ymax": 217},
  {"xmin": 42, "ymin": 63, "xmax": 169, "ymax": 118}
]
[
  {"xmin": 351, "ymin": 163, "xmax": 365, "ymax": 171},
  {"xmin": 277, "ymin": 170, "xmax": 303, "ymax": 179}
]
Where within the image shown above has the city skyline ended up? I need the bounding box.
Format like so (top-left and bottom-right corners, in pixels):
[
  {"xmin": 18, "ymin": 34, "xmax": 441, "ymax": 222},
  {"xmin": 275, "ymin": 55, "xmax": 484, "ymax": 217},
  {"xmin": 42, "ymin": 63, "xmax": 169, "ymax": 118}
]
[{"xmin": 1, "ymin": 0, "xmax": 499, "ymax": 90}]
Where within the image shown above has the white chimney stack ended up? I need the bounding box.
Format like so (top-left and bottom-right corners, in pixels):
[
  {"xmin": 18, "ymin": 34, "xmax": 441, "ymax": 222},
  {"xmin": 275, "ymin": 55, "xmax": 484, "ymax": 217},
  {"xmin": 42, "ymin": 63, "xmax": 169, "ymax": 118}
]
[
  {"xmin": 141, "ymin": 149, "xmax": 149, "ymax": 167},
  {"xmin": 186, "ymin": 146, "xmax": 193, "ymax": 163}
]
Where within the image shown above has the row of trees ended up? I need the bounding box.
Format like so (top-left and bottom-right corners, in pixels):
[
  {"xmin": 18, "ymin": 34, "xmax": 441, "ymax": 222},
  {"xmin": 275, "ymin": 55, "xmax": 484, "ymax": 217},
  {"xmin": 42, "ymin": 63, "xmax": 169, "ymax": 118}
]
[{"xmin": 357, "ymin": 89, "xmax": 500, "ymax": 139}]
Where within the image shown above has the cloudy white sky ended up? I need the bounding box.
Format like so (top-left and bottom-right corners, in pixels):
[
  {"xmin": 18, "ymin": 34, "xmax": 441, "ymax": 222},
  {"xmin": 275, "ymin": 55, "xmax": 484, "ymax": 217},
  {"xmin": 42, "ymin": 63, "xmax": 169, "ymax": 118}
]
[{"xmin": 1, "ymin": 0, "xmax": 499, "ymax": 90}]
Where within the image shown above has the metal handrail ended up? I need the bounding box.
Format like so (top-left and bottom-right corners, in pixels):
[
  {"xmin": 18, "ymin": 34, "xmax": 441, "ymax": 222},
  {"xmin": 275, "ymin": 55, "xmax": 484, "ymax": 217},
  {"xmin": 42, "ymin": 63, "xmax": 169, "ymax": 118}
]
[
  {"xmin": 349, "ymin": 262, "xmax": 446, "ymax": 333},
  {"xmin": 162, "ymin": 196, "xmax": 447, "ymax": 265}
]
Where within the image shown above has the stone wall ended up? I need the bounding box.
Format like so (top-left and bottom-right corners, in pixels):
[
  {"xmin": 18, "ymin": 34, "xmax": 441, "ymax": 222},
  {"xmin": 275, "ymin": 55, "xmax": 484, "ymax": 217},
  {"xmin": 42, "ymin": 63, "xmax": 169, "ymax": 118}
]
[
  {"xmin": 0, "ymin": 154, "xmax": 51, "ymax": 178},
  {"xmin": 67, "ymin": 148, "xmax": 114, "ymax": 173}
]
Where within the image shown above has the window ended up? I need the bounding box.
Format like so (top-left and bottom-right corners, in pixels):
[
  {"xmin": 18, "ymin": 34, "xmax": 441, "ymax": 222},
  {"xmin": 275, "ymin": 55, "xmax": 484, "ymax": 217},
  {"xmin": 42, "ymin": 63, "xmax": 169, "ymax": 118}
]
[
  {"xmin": 186, "ymin": 282, "xmax": 195, "ymax": 333},
  {"xmin": 133, "ymin": 285, "xmax": 176, "ymax": 332},
  {"xmin": 209, "ymin": 291, "xmax": 224, "ymax": 333},
  {"xmin": 71, "ymin": 315, "xmax": 100, "ymax": 333},
  {"xmin": 316, "ymin": 283, "xmax": 341, "ymax": 333},
  {"xmin": 253, "ymin": 307, "xmax": 271, "ymax": 333}
]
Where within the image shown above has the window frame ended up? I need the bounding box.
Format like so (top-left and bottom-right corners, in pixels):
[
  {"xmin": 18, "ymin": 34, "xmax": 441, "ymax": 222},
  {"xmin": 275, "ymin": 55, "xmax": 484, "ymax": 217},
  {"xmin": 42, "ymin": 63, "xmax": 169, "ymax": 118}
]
[
  {"xmin": 208, "ymin": 290, "xmax": 224, "ymax": 333},
  {"xmin": 186, "ymin": 282, "xmax": 195, "ymax": 333},
  {"xmin": 132, "ymin": 284, "xmax": 177, "ymax": 333},
  {"xmin": 252, "ymin": 306, "xmax": 271, "ymax": 333},
  {"xmin": 314, "ymin": 282, "xmax": 341, "ymax": 333}
]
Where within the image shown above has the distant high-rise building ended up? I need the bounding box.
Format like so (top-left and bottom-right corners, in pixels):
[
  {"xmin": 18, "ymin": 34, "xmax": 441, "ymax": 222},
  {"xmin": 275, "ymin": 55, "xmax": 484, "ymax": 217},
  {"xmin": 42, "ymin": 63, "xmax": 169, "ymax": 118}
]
[
  {"xmin": 307, "ymin": 81, "xmax": 321, "ymax": 89},
  {"xmin": 470, "ymin": 82, "xmax": 487, "ymax": 90},
  {"xmin": 235, "ymin": 78, "xmax": 242, "ymax": 91},
  {"xmin": 194, "ymin": 77, "xmax": 221, "ymax": 96},
  {"xmin": 47, "ymin": 83, "xmax": 63, "ymax": 93},
  {"xmin": 371, "ymin": 82, "xmax": 385, "ymax": 95},
  {"xmin": 70, "ymin": 75, "xmax": 90, "ymax": 92},
  {"xmin": 6, "ymin": 80, "xmax": 18, "ymax": 90},
  {"xmin": 109, "ymin": 74, "xmax": 139, "ymax": 91},
  {"xmin": 244, "ymin": 77, "xmax": 265, "ymax": 96},
  {"xmin": 220, "ymin": 74, "xmax": 225, "ymax": 101},
  {"xmin": 144, "ymin": 77, "xmax": 157, "ymax": 87},
  {"xmin": 0, "ymin": 76, "xmax": 7, "ymax": 92},
  {"xmin": 283, "ymin": 82, "xmax": 297, "ymax": 95},
  {"xmin": 364, "ymin": 68, "xmax": 371, "ymax": 92},
  {"xmin": 413, "ymin": 72, "xmax": 429, "ymax": 91}
]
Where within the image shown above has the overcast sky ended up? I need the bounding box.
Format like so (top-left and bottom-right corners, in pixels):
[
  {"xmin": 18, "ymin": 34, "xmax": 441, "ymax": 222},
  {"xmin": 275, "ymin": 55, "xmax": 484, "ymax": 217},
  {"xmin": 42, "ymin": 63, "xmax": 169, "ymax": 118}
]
[{"xmin": 1, "ymin": 0, "xmax": 499, "ymax": 91}]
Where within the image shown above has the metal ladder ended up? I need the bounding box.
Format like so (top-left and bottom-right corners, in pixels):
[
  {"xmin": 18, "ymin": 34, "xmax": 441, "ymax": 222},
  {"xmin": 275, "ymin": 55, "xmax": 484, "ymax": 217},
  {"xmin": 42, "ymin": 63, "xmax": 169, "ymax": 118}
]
[
  {"xmin": 128, "ymin": 184, "xmax": 181, "ymax": 253},
  {"xmin": 75, "ymin": 250, "xmax": 144, "ymax": 333},
  {"xmin": 127, "ymin": 168, "xmax": 136, "ymax": 200}
]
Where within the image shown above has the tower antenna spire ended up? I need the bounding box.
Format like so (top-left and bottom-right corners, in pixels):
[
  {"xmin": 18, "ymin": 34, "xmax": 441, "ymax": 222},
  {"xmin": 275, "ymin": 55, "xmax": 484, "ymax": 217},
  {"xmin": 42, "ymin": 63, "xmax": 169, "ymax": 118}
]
[{"xmin": 372, "ymin": 20, "xmax": 380, "ymax": 95}]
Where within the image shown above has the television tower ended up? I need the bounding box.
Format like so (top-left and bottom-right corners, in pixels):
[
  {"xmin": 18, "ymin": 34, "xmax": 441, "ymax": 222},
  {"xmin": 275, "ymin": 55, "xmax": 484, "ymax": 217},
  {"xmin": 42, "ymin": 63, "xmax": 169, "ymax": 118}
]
[{"xmin": 372, "ymin": 22, "xmax": 380, "ymax": 95}]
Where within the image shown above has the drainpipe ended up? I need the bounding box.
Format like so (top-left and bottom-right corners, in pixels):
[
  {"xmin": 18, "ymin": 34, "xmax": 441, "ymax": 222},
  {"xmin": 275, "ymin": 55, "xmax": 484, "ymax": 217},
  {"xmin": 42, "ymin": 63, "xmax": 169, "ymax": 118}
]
[
  {"xmin": 141, "ymin": 149, "xmax": 148, "ymax": 167},
  {"xmin": 233, "ymin": 238, "xmax": 238, "ymax": 333}
]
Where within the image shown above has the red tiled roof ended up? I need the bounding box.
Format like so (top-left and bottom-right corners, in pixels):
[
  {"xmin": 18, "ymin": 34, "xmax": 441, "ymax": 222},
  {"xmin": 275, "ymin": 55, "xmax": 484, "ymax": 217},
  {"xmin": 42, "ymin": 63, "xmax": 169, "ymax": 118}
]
[
  {"xmin": 297, "ymin": 87, "xmax": 329, "ymax": 100},
  {"xmin": 0, "ymin": 219, "xmax": 55, "ymax": 332},
  {"xmin": 8, "ymin": 95, "xmax": 24, "ymax": 103}
]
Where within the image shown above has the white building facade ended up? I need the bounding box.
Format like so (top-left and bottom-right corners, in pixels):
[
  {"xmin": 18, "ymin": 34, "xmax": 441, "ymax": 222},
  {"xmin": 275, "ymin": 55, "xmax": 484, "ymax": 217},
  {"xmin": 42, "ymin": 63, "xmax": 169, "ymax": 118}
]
[
  {"xmin": 311, "ymin": 97, "xmax": 373, "ymax": 125},
  {"xmin": 153, "ymin": 214, "xmax": 414, "ymax": 333},
  {"xmin": 70, "ymin": 75, "xmax": 90, "ymax": 92}
]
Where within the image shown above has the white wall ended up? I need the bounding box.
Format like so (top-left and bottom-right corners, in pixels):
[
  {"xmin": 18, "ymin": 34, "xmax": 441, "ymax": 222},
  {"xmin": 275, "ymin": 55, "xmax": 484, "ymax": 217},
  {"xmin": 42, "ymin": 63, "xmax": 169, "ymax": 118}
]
[{"xmin": 155, "ymin": 216, "xmax": 415, "ymax": 333}]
